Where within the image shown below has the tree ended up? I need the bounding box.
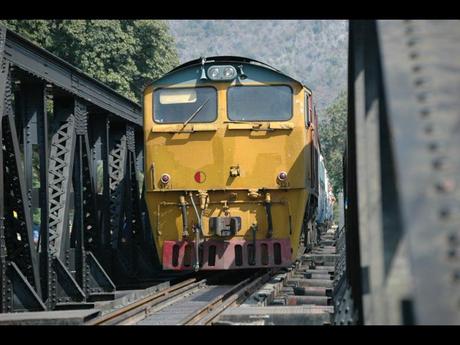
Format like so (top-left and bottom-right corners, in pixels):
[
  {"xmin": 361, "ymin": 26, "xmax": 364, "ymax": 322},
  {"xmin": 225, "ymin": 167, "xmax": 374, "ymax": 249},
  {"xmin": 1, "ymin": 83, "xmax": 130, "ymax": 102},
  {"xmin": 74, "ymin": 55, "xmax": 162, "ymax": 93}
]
[
  {"xmin": 0, "ymin": 20, "xmax": 180, "ymax": 102},
  {"xmin": 318, "ymin": 90, "xmax": 347, "ymax": 195}
]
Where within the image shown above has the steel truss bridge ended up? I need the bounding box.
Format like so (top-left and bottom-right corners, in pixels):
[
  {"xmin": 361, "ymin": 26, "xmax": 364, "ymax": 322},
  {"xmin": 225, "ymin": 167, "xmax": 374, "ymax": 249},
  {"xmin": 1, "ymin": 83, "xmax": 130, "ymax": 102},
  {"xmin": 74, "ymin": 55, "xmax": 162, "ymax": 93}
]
[{"xmin": 0, "ymin": 25, "xmax": 158, "ymax": 313}]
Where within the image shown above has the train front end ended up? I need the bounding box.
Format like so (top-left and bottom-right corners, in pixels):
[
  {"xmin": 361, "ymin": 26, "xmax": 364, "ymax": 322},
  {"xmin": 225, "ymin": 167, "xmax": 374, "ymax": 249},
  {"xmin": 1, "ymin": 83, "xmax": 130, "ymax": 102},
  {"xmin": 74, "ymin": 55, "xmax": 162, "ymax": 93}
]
[{"xmin": 144, "ymin": 57, "xmax": 314, "ymax": 270}]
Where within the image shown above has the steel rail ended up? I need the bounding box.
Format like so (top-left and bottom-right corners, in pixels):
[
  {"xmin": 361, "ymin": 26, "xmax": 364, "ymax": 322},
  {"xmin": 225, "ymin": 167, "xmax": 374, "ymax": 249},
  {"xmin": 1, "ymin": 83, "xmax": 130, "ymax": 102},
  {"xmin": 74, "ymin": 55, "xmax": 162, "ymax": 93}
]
[
  {"xmin": 179, "ymin": 277, "xmax": 252, "ymax": 325},
  {"xmin": 183, "ymin": 269, "xmax": 278, "ymax": 325},
  {"xmin": 86, "ymin": 278, "xmax": 202, "ymax": 325}
]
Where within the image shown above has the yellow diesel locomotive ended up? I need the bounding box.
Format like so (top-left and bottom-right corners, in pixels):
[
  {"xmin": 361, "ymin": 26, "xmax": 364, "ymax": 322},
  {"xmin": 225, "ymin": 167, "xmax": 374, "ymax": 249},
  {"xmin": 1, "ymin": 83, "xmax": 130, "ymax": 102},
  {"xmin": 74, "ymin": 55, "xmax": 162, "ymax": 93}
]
[{"xmin": 143, "ymin": 56, "xmax": 320, "ymax": 271}]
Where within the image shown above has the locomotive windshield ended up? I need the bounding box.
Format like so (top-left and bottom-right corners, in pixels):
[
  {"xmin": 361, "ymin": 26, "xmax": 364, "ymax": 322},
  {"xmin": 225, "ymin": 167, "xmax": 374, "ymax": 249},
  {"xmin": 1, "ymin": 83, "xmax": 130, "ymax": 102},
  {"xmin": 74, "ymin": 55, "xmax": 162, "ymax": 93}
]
[
  {"xmin": 154, "ymin": 87, "xmax": 217, "ymax": 123},
  {"xmin": 227, "ymin": 85, "xmax": 292, "ymax": 121}
]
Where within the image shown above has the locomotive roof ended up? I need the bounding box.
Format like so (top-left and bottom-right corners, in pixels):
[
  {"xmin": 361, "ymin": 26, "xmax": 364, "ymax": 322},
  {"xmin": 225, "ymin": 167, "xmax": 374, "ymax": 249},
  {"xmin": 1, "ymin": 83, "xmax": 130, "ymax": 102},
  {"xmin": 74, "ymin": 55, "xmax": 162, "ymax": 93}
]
[{"xmin": 153, "ymin": 56, "xmax": 308, "ymax": 90}]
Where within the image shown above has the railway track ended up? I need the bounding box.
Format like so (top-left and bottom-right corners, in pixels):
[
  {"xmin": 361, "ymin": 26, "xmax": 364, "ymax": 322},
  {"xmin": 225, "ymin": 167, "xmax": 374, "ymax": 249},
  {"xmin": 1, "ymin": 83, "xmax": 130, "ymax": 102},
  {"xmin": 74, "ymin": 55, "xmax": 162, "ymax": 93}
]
[
  {"xmin": 86, "ymin": 269, "xmax": 275, "ymax": 325},
  {"xmin": 0, "ymin": 226, "xmax": 342, "ymax": 325}
]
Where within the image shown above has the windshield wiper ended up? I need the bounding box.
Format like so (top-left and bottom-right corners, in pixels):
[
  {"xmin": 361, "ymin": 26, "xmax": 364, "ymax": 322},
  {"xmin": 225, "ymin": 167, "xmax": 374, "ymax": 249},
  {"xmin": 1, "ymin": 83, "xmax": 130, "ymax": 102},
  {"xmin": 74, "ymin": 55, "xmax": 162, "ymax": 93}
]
[
  {"xmin": 180, "ymin": 98, "xmax": 210, "ymax": 131},
  {"xmin": 224, "ymin": 120, "xmax": 264, "ymax": 126},
  {"xmin": 224, "ymin": 120, "xmax": 261, "ymax": 123}
]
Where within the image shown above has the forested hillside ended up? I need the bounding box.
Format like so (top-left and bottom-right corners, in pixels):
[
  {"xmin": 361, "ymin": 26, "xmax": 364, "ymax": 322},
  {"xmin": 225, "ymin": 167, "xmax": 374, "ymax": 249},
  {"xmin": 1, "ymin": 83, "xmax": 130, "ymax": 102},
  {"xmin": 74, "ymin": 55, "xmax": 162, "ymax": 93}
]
[{"xmin": 168, "ymin": 20, "xmax": 348, "ymax": 111}]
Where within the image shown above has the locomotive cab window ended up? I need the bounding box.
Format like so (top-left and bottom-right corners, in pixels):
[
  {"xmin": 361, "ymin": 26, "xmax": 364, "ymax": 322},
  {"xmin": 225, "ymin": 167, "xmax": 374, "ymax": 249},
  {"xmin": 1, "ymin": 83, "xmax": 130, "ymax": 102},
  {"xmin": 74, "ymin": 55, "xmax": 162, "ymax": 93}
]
[
  {"xmin": 153, "ymin": 87, "xmax": 217, "ymax": 123},
  {"xmin": 227, "ymin": 85, "xmax": 292, "ymax": 121}
]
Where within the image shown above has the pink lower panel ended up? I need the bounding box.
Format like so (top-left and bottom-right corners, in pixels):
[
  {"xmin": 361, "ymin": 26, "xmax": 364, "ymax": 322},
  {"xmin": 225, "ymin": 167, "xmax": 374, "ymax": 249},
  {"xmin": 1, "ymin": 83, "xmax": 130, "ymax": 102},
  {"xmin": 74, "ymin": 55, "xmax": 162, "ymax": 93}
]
[{"xmin": 162, "ymin": 238, "xmax": 292, "ymax": 270}]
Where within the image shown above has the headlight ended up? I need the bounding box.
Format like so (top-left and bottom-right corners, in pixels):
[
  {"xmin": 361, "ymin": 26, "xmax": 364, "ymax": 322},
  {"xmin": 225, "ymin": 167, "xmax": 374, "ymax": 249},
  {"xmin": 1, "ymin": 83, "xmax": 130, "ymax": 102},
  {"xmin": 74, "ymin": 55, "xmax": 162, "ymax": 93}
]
[
  {"xmin": 223, "ymin": 66, "xmax": 236, "ymax": 79},
  {"xmin": 207, "ymin": 65, "xmax": 237, "ymax": 81},
  {"xmin": 208, "ymin": 67, "xmax": 220, "ymax": 80}
]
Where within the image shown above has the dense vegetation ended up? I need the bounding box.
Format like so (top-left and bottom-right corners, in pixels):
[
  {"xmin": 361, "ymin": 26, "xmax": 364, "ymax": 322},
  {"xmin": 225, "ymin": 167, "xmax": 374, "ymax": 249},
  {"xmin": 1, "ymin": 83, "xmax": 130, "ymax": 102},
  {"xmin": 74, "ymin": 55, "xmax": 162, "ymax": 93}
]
[
  {"xmin": 318, "ymin": 91, "xmax": 347, "ymax": 195},
  {"xmin": 0, "ymin": 20, "xmax": 179, "ymax": 102}
]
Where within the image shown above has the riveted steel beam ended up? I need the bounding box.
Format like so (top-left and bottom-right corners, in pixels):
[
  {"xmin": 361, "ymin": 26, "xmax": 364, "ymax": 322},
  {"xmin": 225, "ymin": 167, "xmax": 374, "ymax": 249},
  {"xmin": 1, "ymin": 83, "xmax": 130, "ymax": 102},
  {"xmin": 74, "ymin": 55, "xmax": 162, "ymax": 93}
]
[
  {"xmin": 1, "ymin": 65, "xmax": 45, "ymax": 312},
  {"xmin": 48, "ymin": 96, "xmax": 76, "ymax": 261},
  {"xmin": 376, "ymin": 20, "xmax": 460, "ymax": 325},
  {"xmin": 14, "ymin": 79, "xmax": 51, "ymax": 305},
  {"xmin": 0, "ymin": 27, "xmax": 8, "ymax": 312},
  {"xmin": 72, "ymin": 98, "xmax": 115, "ymax": 298},
  {"xmin": 108, "ymin": 126, "xmax": 127, "ymax": 254},
  {"xmin": 107, "ymin": 124, "xmax": 136, "ymax": 284},
  {"xmin": 347, "ymin": 20, "xmax": 460, "ymax": 325}
]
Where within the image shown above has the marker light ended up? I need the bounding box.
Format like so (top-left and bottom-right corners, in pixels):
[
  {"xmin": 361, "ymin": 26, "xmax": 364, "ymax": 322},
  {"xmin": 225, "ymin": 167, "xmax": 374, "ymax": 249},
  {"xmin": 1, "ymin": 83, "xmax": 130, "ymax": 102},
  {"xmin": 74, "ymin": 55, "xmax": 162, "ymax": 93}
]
[
  {"xmin": 224, "ymin": 66, "xmax": 236, "ymax": 79},
  {"xmin": 209, "ymin": 67, "xmax": 220, "ymax": 79},
  {"xmin": 207, "ymin": 65, "xmax": 237, "ymax": 81},
  {"xmin": 160, "ymin": 173, "xmax": 171, "ymax": 184},
  {"xmin": 278, "ymin": 171, "xmax": 288, "ymax": 181}
]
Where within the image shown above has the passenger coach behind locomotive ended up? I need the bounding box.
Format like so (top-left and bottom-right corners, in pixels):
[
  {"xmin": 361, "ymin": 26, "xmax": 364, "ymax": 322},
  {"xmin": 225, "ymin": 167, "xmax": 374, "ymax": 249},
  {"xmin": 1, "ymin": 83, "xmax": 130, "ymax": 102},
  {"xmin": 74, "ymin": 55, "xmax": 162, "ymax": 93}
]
[
  {"xmin": 143, "ymin": 57, "xmax": 321, "ymax": 271},
  {"xmin": 317, "ymin": 155, "xmax": 334, "ymax": 234}
]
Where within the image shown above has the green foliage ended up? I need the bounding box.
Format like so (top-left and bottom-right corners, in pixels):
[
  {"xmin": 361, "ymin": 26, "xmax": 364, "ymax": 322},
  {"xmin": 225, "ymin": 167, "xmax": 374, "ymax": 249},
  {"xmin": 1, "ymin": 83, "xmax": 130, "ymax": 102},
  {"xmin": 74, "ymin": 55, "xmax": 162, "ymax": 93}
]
[
  {"xmin": 33, "ymin": 209, "xmax": 41, "ymax": 226},
  {"xmin": 1, "ymin": 20, "xmax": 54, "ymax": 47},
  {"xmin": 0, "ymin": 20, "xmax": 179, "ymax": 102},
  {"xmin": 318, "ymin": 90, "xmax": 347, "ymax": 195},
  {"xmin": 333, "ymin": 199, "xmax": 340, "ymax": 224}
]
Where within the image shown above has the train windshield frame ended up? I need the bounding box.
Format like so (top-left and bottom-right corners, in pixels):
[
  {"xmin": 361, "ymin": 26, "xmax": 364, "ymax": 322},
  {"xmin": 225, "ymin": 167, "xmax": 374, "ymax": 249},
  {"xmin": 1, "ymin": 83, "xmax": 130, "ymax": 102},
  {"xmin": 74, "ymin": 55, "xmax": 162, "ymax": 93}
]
[
  {"xmin": 153, "ymin": 86, "xmax": 217, "ymax": 124},
  {"xmin": 227, "ymin": 85, "xmax": 293, "ymax": 121}
]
